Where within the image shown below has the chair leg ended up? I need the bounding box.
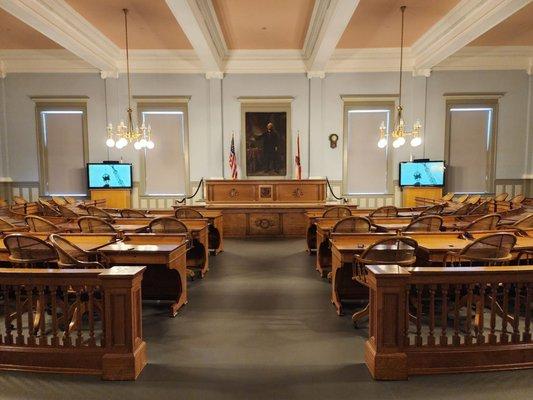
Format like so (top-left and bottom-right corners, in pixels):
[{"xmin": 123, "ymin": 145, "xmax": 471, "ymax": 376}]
[{"xmin": 352, "ymin": 304, "xmax": 369, "ymax": 328}]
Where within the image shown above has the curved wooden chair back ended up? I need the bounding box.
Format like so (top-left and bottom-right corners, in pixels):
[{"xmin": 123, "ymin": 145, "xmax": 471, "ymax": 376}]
[
  {"xmin": 441, "ymin": 192, "xmax": 454, "ymax": 202},
  {"xmin": 149, "ymin": 217, "xmax": 189, "ymax": 234},
  {"xmin": 514, "ymin": 213, "xmax": 533, "ymax": 229},
  {"xmin": 466, "ymin": 194, "xmax": 481, "ymax": 204},
  {"xmin": 120, "ymin": 209, "xmax": 147, "ymax": 218},
  {"xmin": 0, "ymin": 216, "xmax": 17, "ymax": 231},
  {"xmin": 37, "ymin": 198, "xmax": 60, "ymax": 216},
  {"xmin": 464, "ymin": 213, "xmax": 501, "ymax": 231},
  {"xmin": 494, "ymin": 193, "xmax": 508, "ymax": 202},
  {"xmin": 52, "ymin": 196, "xmax": 67, "ymax": 206},
  {"xmin": 356, "ymin": 237, "xmax": 418, "ymax": 268},
  {"xmin": 12, "ymin": 196, "xmax": 27, "ymax": 205},
  {"xmin": 3, "ymin": 234, "xmax": 58, "ymax": 265},
  {"xmin": 25, "ymin": 215, "xmax": 61, "ymax": 233},
  {"xmin": 404, "ymin": 215, "xmax": 443, "ymax": 232},
  {"xmin": 468, "ymin": 200, "xmax": 490, "ymax": 215},
  {"xmin": 174, "ymin": 207, "xmax": 203, "ymax": 219},
  {"xmin": 452, "ymin": 203, "xmax": 472, "ymax": 216},
  {"xmin": 86, "ymin": 206, "xmax": 113, "ymax": 221},
  {"xmin": 77, "ymin": 216, "xmax": 117, "ymax": 233},
  {"xmin": 450, "ymin": 233, "xmax": 516, "ymax": 265},
  {"xmin": 419, "ymin": 203, "xmax": 445, "ymax": 216},
  {"xmin": 57, "ymin": 205, "xmax": 80, "ymax": 219},
  {"xmin": 510, "ymin": 194, "xmax": 525, "ymax": 205},
  {"xmin": 332, "ymin": 216, "xmax": 371, "ymax": 233},
  {"xmin": 322, "ymin": 206, "xmax": 352, "ymax": 218},
  {"xmin": 49, "ymin": 234, "xmax": 105, "ymax": 269},
  {"xmin": 369, "ymin": 205, "xmax": 398, "ymax": 217},
  {"xmin": 455, "ymin": 194, "xmax": 469, "ymax": 203},
  {"xmin": 64, "ymin": 196, "xmax": 77, "ymax": 205}
]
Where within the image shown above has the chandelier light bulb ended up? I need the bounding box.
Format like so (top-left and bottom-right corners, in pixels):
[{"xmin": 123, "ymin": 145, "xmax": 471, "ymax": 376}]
[
  {"xmin": 410, "ymin": 136, "xmax": 422, "ymax": 147},
  {"xmin": 377, "ymin": 137, "xmax": 388, "ymax": 148},
  {"xmin": 392, "ymin": 137, "xmax": 405, "ymax": 148},
  {"xmin": 146, "ymin": 140, "xmax": 155, "ymax": 150},
  {"xmin": 139, "ymin": 138, "xmax": 147, "ymax": 148},
  {"xmin": 133, "ymin": 141, "xmax": 142, "ymax": 150},
  {"xmin": 106, "ymin": 138, "xmax": 115, "ymax": 148}
]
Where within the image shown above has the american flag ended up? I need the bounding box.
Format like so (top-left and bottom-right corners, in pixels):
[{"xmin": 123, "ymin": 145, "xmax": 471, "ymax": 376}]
[
  {"xmin": 295, "ymin": 132, "xmax": 302, "ymax": 180},
  {"xmin": 229, "ymin": 133, "xmax": 238, "ymax": 179}
]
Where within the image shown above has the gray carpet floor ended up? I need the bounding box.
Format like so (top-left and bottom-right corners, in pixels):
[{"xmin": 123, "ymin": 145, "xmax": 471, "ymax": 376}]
[{"xmin": 0, "ymin": 238, "xmax": 532, "ymax": 399}]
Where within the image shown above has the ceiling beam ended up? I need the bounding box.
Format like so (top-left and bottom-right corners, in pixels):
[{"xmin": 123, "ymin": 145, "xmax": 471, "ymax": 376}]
[
  {"xmin": 304, "ymin": 0, "xmax": 360, "ymax": 74},
  {"xmin": 412, "ymin": 0, "xmax": 533, "ymax": 73},
  {"xmin": 165, "ymin": 0, "xmax": 226, "ymax": 76},
  {"xmin": 0, "ymin": 0, "xmax": 120, "ymax": 75}
]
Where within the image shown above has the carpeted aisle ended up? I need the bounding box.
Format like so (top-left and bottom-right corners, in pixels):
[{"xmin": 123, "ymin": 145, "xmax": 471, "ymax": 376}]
[{"xmin": 0, "ymin": 238, "xmax": 531, "ymax": 399}]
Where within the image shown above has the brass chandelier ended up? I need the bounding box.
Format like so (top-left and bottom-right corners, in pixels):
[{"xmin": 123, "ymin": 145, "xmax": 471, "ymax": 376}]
[
  {"xmin": 377, "ymin": 5, "xmax": 422, "ymax": 149},
  {"xmin": 106, "ymin": 8, "xmax": 154, "ymax": 151}
]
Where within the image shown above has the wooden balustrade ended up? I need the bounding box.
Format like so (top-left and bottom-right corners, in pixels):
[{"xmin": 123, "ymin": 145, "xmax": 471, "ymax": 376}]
[
  {"xmin": 364, "ymin": 265, "xmax": 533, "ymax": 380},
  {"xmin": 0, "ymin": 266, "xmax": 146, "ymax": 380}
]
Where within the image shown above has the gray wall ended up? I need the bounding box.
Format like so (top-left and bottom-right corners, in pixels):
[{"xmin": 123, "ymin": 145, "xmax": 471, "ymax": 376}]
[{"xmin": 0, "ymin": 70, "xmax": 531, "ymax": 199}]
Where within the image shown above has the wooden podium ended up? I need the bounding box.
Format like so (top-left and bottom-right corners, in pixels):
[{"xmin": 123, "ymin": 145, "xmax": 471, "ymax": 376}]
[
  {"xmin": 402, "ymin": 187, "xmax": 442, "ymax": 207},
  {"xmin": 90, "ymin": 189, "xmax": 131, "ymax": 209}
]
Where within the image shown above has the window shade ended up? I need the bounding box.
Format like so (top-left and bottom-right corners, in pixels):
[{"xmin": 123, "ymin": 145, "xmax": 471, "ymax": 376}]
[
  {"xmin": 40, "ymin": 110, "xmax": 86, "ymax": 195},
  {"xmin": 448, "ymin": 108, "xmax": 493, "ymax": 193},
  {"xmin": 345, "ymin": 108, "xmax": 390, "ymax": 194},
  {"xmin": 142, "ymin": 111, "xmax": 187, "ymax": 195}
]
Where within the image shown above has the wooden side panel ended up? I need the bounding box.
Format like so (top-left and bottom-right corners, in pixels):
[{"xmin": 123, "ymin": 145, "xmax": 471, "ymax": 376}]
[
  {"xmin": 90, "ymin": 189, "xmax": 131, "ymax": 208},
  {"xmin": 282, "ymin": 211, "xmax": 307, "ymax": 236},
  {"xmin": 208, "ymin": 183, "xmax": 256, "ymax": 203},
  {"xmin": 402, "ymin": 187, "xmax": 442, "ymax": 207},
  {"xmin": 248, "ymin": 213, "xmax": 281, "ymax": 236},
  {"xmin": 223, "ymin": 213, "xmax": 247, "ymax": 237}
]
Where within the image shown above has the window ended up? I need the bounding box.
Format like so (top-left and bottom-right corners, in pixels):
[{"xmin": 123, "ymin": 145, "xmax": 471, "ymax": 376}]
[
  {"xmin": 138, "ymin": 102, "xmax": 189, "ymax": 196},
  {"xmin": 445, "ymin": 100, "xmax": 498, "ymax": 193},
  {"xmin": 343, "ymin": 102, "xmax": 393, "ymax": 194},
  {"xmin": 35, "ymin": 102, "xmax": 88, "ymax": 196}
]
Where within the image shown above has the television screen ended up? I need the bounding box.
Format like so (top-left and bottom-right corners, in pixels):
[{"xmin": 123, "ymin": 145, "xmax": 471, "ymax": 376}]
[
  {"xmin": 399, "ymin": 161, "xmax": 445, "ymax": 187},
  {"xmin": 87, "ymin": 163, "xmax": 132, "ymax": 189}
]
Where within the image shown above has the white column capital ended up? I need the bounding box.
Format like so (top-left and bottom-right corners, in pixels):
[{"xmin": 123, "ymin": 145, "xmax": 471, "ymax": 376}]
[
  {"xmin": 307, "ymin": 71, "xmax": 326, "ymax": 79},
  {"xmin": 412, "ymin": 69, "xmax": 431, "ymax": 78},
  {"xmin": 0, "ymin": 61, "xmax": 6, "ymax": 79},
  {"xmin": 205, "ymin": 71, "xmax": 224, "ymax": 80},
  {"xmin": 100, "ymin": 70, "xmax": 119, "ymax": 79},
  {"xmin": 527, "ymin": 58, "xmax": 533, "ymax": 75}
]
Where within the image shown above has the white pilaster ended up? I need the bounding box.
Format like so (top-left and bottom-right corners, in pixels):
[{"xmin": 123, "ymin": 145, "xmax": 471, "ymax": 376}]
[
  {"xmin": 308, "ymin": 75, "xmax": 325, "ymax": 178},
  {"xmin": 0, "ymin": 76, "xmax": 9, "ymax": 179},
  {"xmin": 207, "ymin": 74, "xmax": 223, "ymax": 178}
]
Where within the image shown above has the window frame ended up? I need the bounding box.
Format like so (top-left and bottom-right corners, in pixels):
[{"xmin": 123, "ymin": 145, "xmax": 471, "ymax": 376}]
[
  {"xmin": 34, "ymin": 100, "xmax": 89, "ymax": 196},
  {"xmin": 136, "ymin": 99, "xmax": 190, "ymax": 198},
  {"xmin": 342, "ymin": 100, "xmax": 395, "ymax": 196},
  {"xmin": 444, "ymin": 98, "xmax": 499, "ymax": 194}
]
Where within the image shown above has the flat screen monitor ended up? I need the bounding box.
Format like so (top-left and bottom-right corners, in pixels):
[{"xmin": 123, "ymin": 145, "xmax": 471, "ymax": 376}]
[
  {"xmin": 399, "ymin": 161, "xmax": 445, "ymax": 187},
  {"xmin": 87, "ymin": 163, "xmax": 133, "ymax": 189}
]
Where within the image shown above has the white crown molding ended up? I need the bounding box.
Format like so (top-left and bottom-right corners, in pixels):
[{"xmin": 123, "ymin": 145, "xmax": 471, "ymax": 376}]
[
  {"xmin": 305, "ymin": 0, "xmax": 361, "ymax": 71},
  {"xmin": 224, "ymin": 50, "xmax": 307, "ymax": 74},
  {"xmin": 0, "ymin": 50, "xmax": 97, "ymax": 73},
  {"xmin": 307, "ymin": 71, "xmax": 326, "ymax": 79},
  {"xmin": 327, "ymin": 48, "xmax": 414, "ymax": 73},
  {"xmin": 0, "ymin": 0, "xmax": 119, "ymax": 73},
  {"xmin": 412, "ymin": 0, "xmax": 533, "ymax": 71},
  {"xmin": 205, "ymin": 71, "xmax": 224, "ymax": 79},
  {"xmin": 165, "ymin": 0, "xmax": 224, "ymax": 73}
]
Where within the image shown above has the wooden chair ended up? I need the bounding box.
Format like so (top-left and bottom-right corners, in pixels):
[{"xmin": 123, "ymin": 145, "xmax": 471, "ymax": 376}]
[
  {"xmin": 494, "ymin": 193, "xmax": 509, "ymax": 202},
  {"xmin": 454, "ymin": 194, "xmax": 469, "ymax": 203},
  {"xmin": 445, "ymin": 233, "xmax": 516, "ymax": 267},
  {"xmin": 25, "ymin": 215, "xmax": 61, "ymax": 233},
  {"xmin": 463, "ymin": 213, "xmax": 501, "ymax": 231},
  {"xmin": 352, "ymin": 237, "xmax": 418, "ymax": 326},
  {"xmin": 468, "ymin": 200, "xmax": 490, "ymax": 215},
  {"xmin": 38, "ymin": 198, "xmax": 61, "ymax": 216},
  {"xmin": 120, "ymin": 209, "xmax": 147, "ymax": 218},
  {"xmin": 0, "ymin": 217, "xmax": 21, "ymax": 233},
  {"xmin": 419, "ymin": 203, "xmax": 445, "ymax": 216},
  {"xmin": 12, "ymin": 196, "xmax": 27, "ymax": 205},
  {"xmin": 403, "ymin": 215, "xmax": 443, "ymax": 232},
  {"xmin": 86, "ymin": 206, "xmax": 114, "ymax": 221},
  {"xmin": 509, "ymin": 194, "xmax": 525, "ymax": 205},
  {"xmin": 513, "ymin": 213, "xmax": 533, "ymax": 229},
  {"xmin": 57, "ymin": 205, "xmax": 80, "ymax": 219},
  {"xmin": 451, "ymin": 203, "xmax": 472, "ymax": 216},
  {"xmin": 369, "ymin": 205, "xmax": 398, "ymax": 217},
  {"xmin": 3, "ymin": 233, "xmax": 58, "ymax": 267},
  {"xmin": 77, "ymin": 216, "xmax": 117, "ymax": 233},
  {"xmin": 52, "ymin": 196, "xmax": 68, "ymax": 206},
  {"xmin": 49, "ymin": 234, "xmax": 107, "ymax": 269},
  {"xmin": 332, "ymin": 216, "xmax": 371, "ymax": 233},
  {"xmin": 64, "ymin": 196, "xmax": 78, "ymax": 205},
  {"xmin": 441, "ymin": 192, "xmax": 454, "ymax": 202},
  {"xmin": 149, "ymin": 217, "xmax": 189, "ymax": 234},
  {"xmin": 174, "ymin": 207, "xmax": 203, "ymax": 219},
  {"xmin": 322, "ymin": 206, "xmax": 352, "ymax": 218},
  {"xmin": 466, "ymin": 194, "xmax": 481, "ymax": 205}
]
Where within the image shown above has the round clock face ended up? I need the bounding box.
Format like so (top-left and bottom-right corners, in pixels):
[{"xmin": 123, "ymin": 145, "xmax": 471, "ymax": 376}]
[{"xmin": 329, "ymin": 134, "xmax": 339, "ymax": 148}]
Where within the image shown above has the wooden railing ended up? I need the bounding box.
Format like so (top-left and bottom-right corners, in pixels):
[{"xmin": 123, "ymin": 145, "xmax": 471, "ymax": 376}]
[
  {"xmin": 0, "ymin": 266, "xmax": 146, "ymax": 380},
  {"xmin": 364, "ymin": 265, "xmax": 533, "ymax": 380}
]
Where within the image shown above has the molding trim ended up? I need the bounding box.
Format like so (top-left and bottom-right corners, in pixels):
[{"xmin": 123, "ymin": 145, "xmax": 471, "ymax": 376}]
[
  {"xmin": 0, "ymin": 0, "xmax": 119, "ymax": 73},
  {"xmin": 237, "ymin": 96, "xmax": 294, "ymax": 104},
  {"xmin": 412, "ymin": 0, "xmax": 533, "ymax": 71},
  {"xmin": 224, "ymin": 50, "xmax": 306, "ymax": 73}
]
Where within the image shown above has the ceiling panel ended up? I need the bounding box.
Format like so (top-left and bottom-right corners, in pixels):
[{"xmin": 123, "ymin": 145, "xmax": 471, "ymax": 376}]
[
  {"xmin": 337, "ymin": 0, "xmax": 460, "ymax": 48},
  {"xmin": 213, "ymin": 0, "xmax": 314, "ymax": 49},
  {"xmin": 470, "ymin": 3, "xmax": 533, "ymax": 46},
  {"xmin": 65, "ymin": 0, "xmax": 192, "ymax": 49},
  {"xmin": 0, "ymin": 8, "xmax": 62, "ymax": 49}
]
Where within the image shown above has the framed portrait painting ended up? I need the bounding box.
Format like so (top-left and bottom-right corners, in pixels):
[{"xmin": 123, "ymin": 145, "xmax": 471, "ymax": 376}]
[{"xmin": 240, "ymin": 100, "xmax": 292, "ymax": 178}]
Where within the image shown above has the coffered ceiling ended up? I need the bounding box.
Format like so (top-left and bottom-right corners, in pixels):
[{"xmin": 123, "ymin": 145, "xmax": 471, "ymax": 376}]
[{"xmin": 0, "ymin": 0, "xmax": 531, "ymax": 76}]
